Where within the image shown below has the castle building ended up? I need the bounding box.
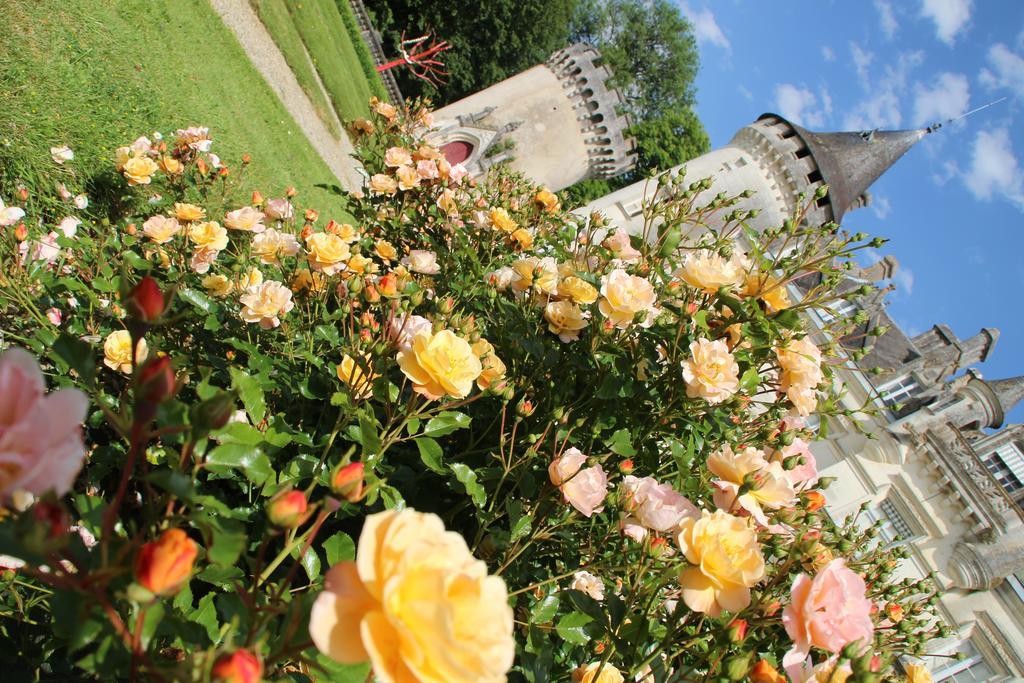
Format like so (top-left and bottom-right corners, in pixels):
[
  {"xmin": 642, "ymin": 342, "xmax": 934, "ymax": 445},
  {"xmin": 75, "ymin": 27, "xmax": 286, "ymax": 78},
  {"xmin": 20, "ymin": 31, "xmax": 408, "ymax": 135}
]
[{"xmin": 429, "ymin": 44, "xmax": 636, "ymax": 191}]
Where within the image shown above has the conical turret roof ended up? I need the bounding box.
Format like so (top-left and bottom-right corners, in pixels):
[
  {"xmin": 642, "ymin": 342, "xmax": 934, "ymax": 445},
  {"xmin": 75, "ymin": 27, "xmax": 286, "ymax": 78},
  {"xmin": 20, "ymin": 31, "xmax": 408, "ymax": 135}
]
[
  {"xmin": 986, "ymin": 375, "xmax": 1024, "ymax": 418},
  {"xmin": 787, "ymin": 122, "xmax": 926, "ymax": 223}
]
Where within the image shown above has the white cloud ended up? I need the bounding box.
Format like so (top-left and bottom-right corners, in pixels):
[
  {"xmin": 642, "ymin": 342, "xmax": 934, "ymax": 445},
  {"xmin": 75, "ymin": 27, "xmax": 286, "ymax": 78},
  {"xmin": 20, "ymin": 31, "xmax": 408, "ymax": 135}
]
[
  {"xmin": 680, "ymin": 3, "xmax": 730, "ymax": 51},
  {"xmin": 912, "ymin": 72, "xmax": 969, "ymax": 126},
  {"xmin": 737, "ymin": 84, "xmax": 754, "ymax": 101},
  {"xmin": 962, "ymin": 127, "xmax": 1024, "ymax": 211},
  {"xmin": 775, "ymin": 83, "xmax": 826, "ymax": 128},
  {"xmin": 850, "ymin": 42, "xmax": 874, "ymax": 87},
  {"xmin": 875, "ymin": 0, "xmax": 899, "ymax": 39},
  {"xmin": 979, "ymin": 43, "xmax": 1024, "ymax": 99},
  {"xmin": 842, "ymin": 51, "xmax": 923, "ymax": 131},
  {"xmin": 920, "ymin": 0, "xmax": 973, "ymax": 45},
  {"xmin": 820, "ymin": 88, "xmax": 833, "ymax": 118},
  {"xmin": 931, "ymin": 159, "xmax": 959, "ymax": 186},
  {"xmin": 893, "ymin": 267, "xmax": 916, "ymax": 295},
  {"xmin": 821, "ymin": 45, "xmax": 836, "ymax": 62},
  {"xmin": 871, "ymin": 194, "xmax": 893, "ymax": 220}
]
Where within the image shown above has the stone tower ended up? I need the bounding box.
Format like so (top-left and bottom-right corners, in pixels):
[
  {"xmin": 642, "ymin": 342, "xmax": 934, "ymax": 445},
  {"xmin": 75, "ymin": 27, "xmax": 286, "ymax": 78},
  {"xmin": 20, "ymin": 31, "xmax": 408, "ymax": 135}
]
[
  {"xmin": 429, "ymin": 44, "xmax": 636, "ymax": 191},
  {"xmin": 585, "ymin": 113, "xmax": 927, "ymax": 234}
]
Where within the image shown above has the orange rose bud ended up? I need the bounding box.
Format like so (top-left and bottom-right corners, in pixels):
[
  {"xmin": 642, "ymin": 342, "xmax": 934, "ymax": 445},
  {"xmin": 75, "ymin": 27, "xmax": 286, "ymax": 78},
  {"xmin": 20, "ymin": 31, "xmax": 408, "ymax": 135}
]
[
  {"xmin": 750, "ymin": 660, "xmax": 786, "ymax": 683},
  {"xmin": 251, "ymin": 190, "xmax": 264, "ymax": 206},
  {"xmin": 134, "ymin": 528, "xmax": 198, "ymax": 596},
  {"xmin": 14, "ymin": 223, "xmax": 28, "ymax": 241},
  {"xmin": 299, "ymin": 224, "xmax": 313, "ymax": 240},
  {"xmin": 266, "ymin": 489, "xmax": 309, "ymax": 528},
  {"xmin": 285, "ymin": 186, "xmax": 297, "ymax": 197},
  {"xmin": 804, "ymin": 490, "xmax": 826, "ymax": 511},
  {"xmin": 304, "ymin": 209, "xmax": 319, "ymax": 223},
  {"xmin": 727, "ymin": 618, "xmax": 748, "ymax": 643},
  {"xmin": 17, "ymin": 186, "xmax": 29, "ymax": 201},
  {"xmin": 648, "ymin": 536, "xmax": 669, "ymax": 558},
  {"xmin": 218, "ymin": 167, "xmax": 230, "ymax": 177},
  {"xmin": 125, "ymin": 276, "xmax": 166, "ymax": 323},
  {"xmin": 136, "ymin": 356, "xmax": 177, "ymax": 405},
  {"xmin": 241, "ymin": 153, "xmax": 252, "ymax": 164},
  {"xmin": 126, "ymin": 222, "xmax": 138, "ymax": 235},
  {"xmin": 363, "ymin": 284, "xmax": 381, "ymax": 303},
  {"xmin": 377, "ymin": 273, "xmax": 398, "ymax": 297},
  {"xmin": 211, "ymin": 649, "xmax": 263, "ymax": 683},
  {"xmin": 196, "ymin": 157, "xmax": 208, "ymax": 176},
  {"xmin": 618, "ymin": 459, "xmax": 634, "ymax": 475},
  {"xmin": 331, "ymin": 462, "xmax": 365, "ymax": 503},
  {"xmin": 324, "ymin": 219, "xmax": 340, "ymax": 235},
  {"xmin": 885, "ymin": 602, "xmax": 904, "ymax": 623}
]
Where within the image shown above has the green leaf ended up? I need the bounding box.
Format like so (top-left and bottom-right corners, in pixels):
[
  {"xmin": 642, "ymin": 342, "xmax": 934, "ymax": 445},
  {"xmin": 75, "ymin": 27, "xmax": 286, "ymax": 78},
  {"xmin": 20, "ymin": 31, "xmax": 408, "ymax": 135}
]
[
  {"xmin": 197, "ymin": 565, "xmax": 244, "ymax": 587},
  {"xmin": 450, "ymin": 463, "xmax": 486, "ymax": 507},
  {"xmin": 556, "ymin": 612, "xmax": 593, "ymax": 645},
  {"xmin": 510, "ymin": 514, "xmax": 532, "ymax": 542},
  {"xmin": 323, "ymin": 532, "xmax": 356, "ymax": 566},
  {"xmin": 607, "ymin": 428, "xmax": 637, "ymax": 457},
  {"xmin": 292, "ymin": 546, "xmax": 321, "ymax": 582},
  {"xmin": 422, "ymin": 411, "xmax": 471, "ymax": 437},
  {"xmin": 415, "ymin": 437, "xmax": 445, "ymax": 474},
  {"xmin": 774, "ymin": 308, "xmax": 801, "ymax": 329},
  {"xmin": 530, "ymin": 594, "xmax": 559, "ymax": 623},
  {"xmin": 51, "ymin": 333, "xmax": 96, "ymax": 385},
  {"xmin": 137, "ymin": 601, "xmax": 165, "ymax": 649},
  {"xmin": 194, "ymin": 593, "xmax": 220, "ymax": 642},
  {"xmin": 205, "ymin": 443, "xmax": 272, "ymax": 485},
  {"xmin": 358, "ymin": 412, "xmax": 381, "ymax": 455},
  {"xmin": 206, "ymin": 524, "xmax": 247, "ymax": 567},
  {"xmin": 229, "ymin": 367, "xmax": 266, "ymax": 424},
  {"xmin": 178, "ymin": 287, "xmax": 216, "ymax": 314},
  {"xmin": 740, "ymin": 367, "xmax": 761, "ymax": 394}
]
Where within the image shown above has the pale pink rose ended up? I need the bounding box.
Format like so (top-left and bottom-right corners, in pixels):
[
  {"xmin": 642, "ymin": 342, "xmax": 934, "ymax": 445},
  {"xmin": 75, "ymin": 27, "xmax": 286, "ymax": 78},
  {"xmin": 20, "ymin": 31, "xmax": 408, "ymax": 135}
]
[
  {"xmin": 570, "ymin": 570, "xmax": 605, "ymax": 601},
  {"xmin": 487, "ymin": 266, "xmax": 514, "ymax": 291},
  {"xmin": 402, "ymin": 249, "xmax": 441, "ymax": 275},
  {"xmin": 389, "ymin": 314, "xmax": 433, "ymax": 351},
  {"xmin": 774, "ymin": 438, "xmax": 818, "ymax": 490},
  {"xmin": 449, "ymin": 163, "xmax": 469, "ymax": 184},
  {"xmin": 620, "ymin": 475, "xmax": 699, "ymax": 539},
  {"xmin": 19, "ymin": 232, "xmax": 61, "ymax": 266},
  {"xmin": 129, "ymin": 136, "xmax": 152, "ymax": 154},
  {"xmin": 50, "ymin": 145, "xmax": 74, "ymax": 164},
  {"xmin": 264, "ymin": 198, "xmax": 294, "ymax": 221},
  {"xmin": 189, "ymin": 247, "xmax": 219, "ymax": 274},
  {"xmin": 56, "ymin": 183, "xmax": 72, "ymax": 201},
  {"xmin": 207, "ymin": 153, "xmax": 222, "ymax": 169},
  {"xmin": 782, "ymin": 559, "xmax": 874, "ymax": 673},
  {"xmin": 383, "ymin": 146, "xmax": 413, "ymax": 167},
  {"xmin": 57, "ymin": 217, "xmax": 82, "ymax": 238},
  {"xmin": 0, "ymin": 196, "xmax": 26, "ymax": 227},
  {"xmin": 0, "ymin": 348, "xmax": 88, "ymax": 501},
  {"xmin": 45, "ymin": 308, "xmax": 62, "ymax": 326},
  {"xmin": 224, "ymin": 206, "xmax": 266, "ymax": 232},
  {"xmin": 708, "ymin": 445, "xmax": 795, "ymax": 526},
  {"xmin": 174, "ymin": 126, "xmax": 212, "ymax": 152},
  {"xmin": 549, "ymin": 447, "xmax": 608, "ymax": 517},
  {"xmin": 602, "ymin": 227, "xmax": 641, "ymax": 261},
  {"xmin": 415, "ymin": 159, "xmax": 439, "ymax": 180}
]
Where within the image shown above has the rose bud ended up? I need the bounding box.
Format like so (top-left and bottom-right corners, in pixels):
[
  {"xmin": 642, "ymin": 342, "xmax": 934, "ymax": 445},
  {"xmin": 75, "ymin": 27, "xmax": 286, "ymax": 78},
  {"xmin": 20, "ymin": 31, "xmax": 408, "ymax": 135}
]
[
  {"xmin": 331, "ymin": 461, "xmax": 365, "ymax": 503},
  {"xmin": 134, "ymin": 528, "xmax": 198, "ymax": 597},
  {"xmin": 14, "ymin": 223, "xmax": 28, "ymax": 241},
  {"xmin": 727, "ymin": 618, "xmax": 748, "ymax": 643},
  {"xmin": 126, "ymin": 222, "xmax": 137, "ymax": 236},
  {"xmin": 135, "ymin": 356, "xmax": 177, "ymax": 405},
  {"xmin": 218, "ymin": 167, "xmax": 230, "ymax": 178},
  {"xmin": 304, "ymin": 208, "xmax": 319, "ymax": 223},
  {"xmin": 196, "ymin": 157, "xmax": 208, "ymax": 176},
  {"xmin": 618, "ymin": 459, "xmax": 634, "ymax": 475},
  {"xmin": 749, "ymin": 660, "xmax": 786, "ymax": 683},
  {"xmin": 190, "ymin": 391, "xmax": 236, "ymax": 435},
  {"xmin": 299, "ymin": 224, "xmax": 313, "ymax": 240},
  {"xmin": 17, "ymin": 186, "xmax": 29, "ymax": 201},
  {"xmin": 267, "ymin": 489, "xmax": 309, "ymax": 528},
  {"xmin": 648, "ymin": 536, "xmax": 670, "ymax": 558},
  {"xmin": 804, "ymin": 491, "xmax": 826, "ymax": 511},
  {"xmin": 251, "ymin": 190, "xmax": 264, "ymax": 206},
  {"xmin": 285, "ymin": 186, "xmax": 297, "ymax": 197},
  {"xmin": 125, "ymin": 276, "xmax": 166, "ymax": 323},
  {"xmin": 241, "ymin": 153, "xmax": 252, "ymax": 164},
  {"xmin": 724, "ymin": 653, "xmax": 751, "ymax": 681},
  {"xmin": 885, "ymin": 602, "xmax": 904, "ymax": 623},
  {"xmin": 211, "ymin": 649, "xmax": 263, "ymax": 683}
]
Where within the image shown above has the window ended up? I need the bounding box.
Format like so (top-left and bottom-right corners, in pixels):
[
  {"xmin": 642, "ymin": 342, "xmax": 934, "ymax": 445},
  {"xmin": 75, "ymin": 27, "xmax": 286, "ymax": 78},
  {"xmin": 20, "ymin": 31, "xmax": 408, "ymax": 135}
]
[
  {"xmin": 933, "ymin": 641, "xmax": 996, "ymax": 682},
  {"xmin": 876, "ymin": 374, "xmax": 920, "ymax": 409},
  {"xmin": 818, "ymin": 299, "xmax": 858, "ymax": 323},
  {"xmin": 981, "ymin": 442, "xmax": 1024, "ymax": 495},
  {"xmin": 879, "ymin": 499, "xmax": 916, "ymax": 542}
]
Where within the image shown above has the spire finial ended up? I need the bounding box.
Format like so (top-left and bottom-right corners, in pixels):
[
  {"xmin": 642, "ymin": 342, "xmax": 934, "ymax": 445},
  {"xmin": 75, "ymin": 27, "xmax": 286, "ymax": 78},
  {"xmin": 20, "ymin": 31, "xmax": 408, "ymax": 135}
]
[{"xmin": 925, "ymin": 97, "xmax": 1008, "ymax": 135}]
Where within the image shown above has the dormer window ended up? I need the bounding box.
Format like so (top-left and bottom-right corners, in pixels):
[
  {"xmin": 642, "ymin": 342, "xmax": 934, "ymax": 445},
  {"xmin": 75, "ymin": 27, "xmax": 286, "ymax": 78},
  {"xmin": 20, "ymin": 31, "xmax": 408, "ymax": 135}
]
[
  {"xmin": 818, "ymin": 298, "xmax": 858, "ymax": 323},
  {"xmin": 876, "ymin": 374, "xmax": 920, "ymax": 409}
]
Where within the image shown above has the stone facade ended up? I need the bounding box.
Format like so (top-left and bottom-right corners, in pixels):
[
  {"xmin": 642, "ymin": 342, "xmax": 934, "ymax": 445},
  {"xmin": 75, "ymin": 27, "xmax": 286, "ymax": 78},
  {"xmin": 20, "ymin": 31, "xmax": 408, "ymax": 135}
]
[{"xmin": 428, "ymin": 44, "xmax": 635, "ymax": 191}]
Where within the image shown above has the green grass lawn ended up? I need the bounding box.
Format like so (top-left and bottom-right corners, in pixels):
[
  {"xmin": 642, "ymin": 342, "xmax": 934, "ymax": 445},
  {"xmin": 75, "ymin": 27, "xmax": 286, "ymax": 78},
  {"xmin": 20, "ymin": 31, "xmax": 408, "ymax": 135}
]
[
  {"xmin": 251, "ymin": 0, "xmax": 389, "ymax": 126},
  {"xmin": 0, "ymin": 0, "xmax": 352, "ymax": 218}
]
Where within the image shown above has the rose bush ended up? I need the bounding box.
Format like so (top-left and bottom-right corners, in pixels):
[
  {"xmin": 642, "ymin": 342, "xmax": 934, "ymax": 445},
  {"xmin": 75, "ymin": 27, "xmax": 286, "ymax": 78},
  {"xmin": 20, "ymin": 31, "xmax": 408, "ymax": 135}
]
[{"xmin": 0, "ymin": 102, "xmax": 944, "ymax": 681}]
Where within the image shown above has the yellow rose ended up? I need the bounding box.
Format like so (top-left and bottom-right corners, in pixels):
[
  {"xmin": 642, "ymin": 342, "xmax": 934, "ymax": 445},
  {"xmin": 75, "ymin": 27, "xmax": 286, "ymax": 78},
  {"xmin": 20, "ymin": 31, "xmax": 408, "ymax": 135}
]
[
  {"xmin": 677, "ymin": 251, "xmax": 747, "ymax": 293},
  {"xmin": 707, "ymin": 445, "xmax": 795, "ymax": 525},
  {"xmin": 142, "ymin": 215, "xmax": 181, "ymax": 244},
  {"xmin": 676, "ymin": 509, "xmax": 764, "ymax": 616},
  {"xmin": 252, "ymin": 228, "xmax": 300, "ymax": 265},
  {"xmin": 545, "ymin": 300, "xmax": 590, "ymax": 342},
  {"xmin": 682, "ymin": 338, "xmax": 740, "ymax": 404},
  {"xmin": 534, "ymin": 188, "xmax": 560, "ymax": 213},
  {"xmin": 904, "ymin": 664, "xmax": 933, "ymax": 683},
  {"xmin": 472, "ymin": 340, "xmax": 507, "ymax": 391},
  {"xmin": 123, "ymin": 156, "xmax": 159, "ymax": 186},
  {"xmin": 202, "ymin": 274, "xmax": 234, "ymax": 298},
  {"xmin": 337, "ymin": 354, "xmax": 379, "ymax": 400},
  {"xmin": 598, "ymin": 269, "xmax": 657, "ymax": 329},
  {"xmin": 330, "ymin": 222, "xmax": 360, "ymax": 243},
  {"xmin": 436, "ymin": 188, "xmax": 458, "ymax": 216},
  {"xmin": 369, "ymin": 174, "xmax": 398, "ymax": 195},
  {"xmin": 306, "ymin": 233, "xmax": 351, "ymax": 276},
  {"xmin": 346, "ymin": 254, "xmax": 375, "ymax": 276},
  {"xmin": 223, "ymin": 206, "xmax": 265, "ymax": 232},
  {"xmin": 775, "ymin": 337, "xmax": 823, "ymax": 391},
  {"xmin": 510, "ymin": 227, "xmax": 534, "ymax": 250},
  {"xmin": 187, "ymin": 221, "xmax": 228, "ymax": 251},
  {"xmin": 236, "ymin": 268, "xmax": 263, "ymax": 290},
  {"xmin": 309, "ymin": 509, "xmax": 514, "ymax": 683},
  {"xmin": 395, "ymin": 165, "xmax": 419, "ymax": 191},
  {"xmin": 489, "ymin": 207, "xmax": 517, "ymax": 233},
  {"xmin": 745, "ymin": 273, "xmax": 792, "ymax": 311},
  {"xmin": 291, "ymin": 268, "xmax": 327, "ymax": 293},
  {"xmin": 158, "ymin": 156, "xmax": 183, "ymax": 175},
  {"xmin": 174, "ymin": 203, "xmax": 206, "ymax": 222},
  {"xmin": 558, "ymin": 276, "xmax": 598, "ymax": 304},
  {"xmin": 384, "ymin": 146, "xmax": 412, "ymax": 168},
  {"xmin": 573, "ymin": 663, "xmax": 624, "ymax": 683},
  {"xmin": 239, "ymin": 280, "xmax": 294, "ymax": 329},
  {"xmin": 114, "ymin": 146, "xmax": 133, "ymax": 171},
  {"xmin": 374, "ymin": 239, "xmax": 397, "ymax": 262},
  {"xmin": 397, "ymin": 329, "xmax": 483, "ymax": 400},
  {"xmin": 103, "ymin": 329, "xmax": 148, "ymax": 374},
  {"xmin": 510, "ymin": 257, "xmax": 559, "ymax": 295},
  {"xmin": 371, "ymin": 97, "xmax": 398, "ymax": 120}
]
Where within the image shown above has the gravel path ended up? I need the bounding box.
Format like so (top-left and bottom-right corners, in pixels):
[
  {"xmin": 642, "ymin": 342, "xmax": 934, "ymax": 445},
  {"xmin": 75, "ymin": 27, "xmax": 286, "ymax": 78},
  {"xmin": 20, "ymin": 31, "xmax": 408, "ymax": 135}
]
[{"xmin": 210, "ymin": 0, "xmax": 364, "ymax": 191}]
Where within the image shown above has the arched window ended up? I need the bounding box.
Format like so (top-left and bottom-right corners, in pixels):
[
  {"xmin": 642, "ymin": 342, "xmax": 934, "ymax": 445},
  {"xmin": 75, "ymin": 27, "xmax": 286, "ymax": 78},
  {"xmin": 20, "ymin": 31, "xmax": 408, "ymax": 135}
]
[{"xmin": 440, "ymin": 140, "xmax": 474, "ymax": 165}]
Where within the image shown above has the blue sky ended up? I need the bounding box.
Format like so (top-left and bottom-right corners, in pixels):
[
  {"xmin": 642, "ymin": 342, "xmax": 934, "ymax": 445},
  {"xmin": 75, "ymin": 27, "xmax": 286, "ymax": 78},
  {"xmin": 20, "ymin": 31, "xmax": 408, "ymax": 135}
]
[{"xmin": 679, "ymin": 0, "xmax": 1024, "ymax": 423}]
